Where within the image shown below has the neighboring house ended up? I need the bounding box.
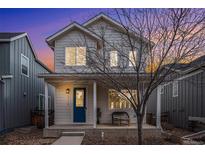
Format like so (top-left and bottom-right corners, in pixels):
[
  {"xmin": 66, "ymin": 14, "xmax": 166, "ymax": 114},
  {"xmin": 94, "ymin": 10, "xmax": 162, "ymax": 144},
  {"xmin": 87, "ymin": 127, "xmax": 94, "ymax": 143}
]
[
  {"xmin": 39, "ymin": 13, "xmax": 162, "ymax": 132},
  {"xmin": 147, "ymin": 55, "xmax": 205, "ymax": 129},
  {"xmin": 0, "ymin": 32, "xmax": 54, "ymax": 132}
]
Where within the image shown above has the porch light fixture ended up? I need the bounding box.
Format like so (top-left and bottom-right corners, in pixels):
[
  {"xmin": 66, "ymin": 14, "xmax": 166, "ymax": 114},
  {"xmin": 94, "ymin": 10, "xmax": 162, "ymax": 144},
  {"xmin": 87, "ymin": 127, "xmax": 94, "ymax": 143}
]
[{"xmin": 66, "ymin": 88, "xmax": 70, "ymax": 94}]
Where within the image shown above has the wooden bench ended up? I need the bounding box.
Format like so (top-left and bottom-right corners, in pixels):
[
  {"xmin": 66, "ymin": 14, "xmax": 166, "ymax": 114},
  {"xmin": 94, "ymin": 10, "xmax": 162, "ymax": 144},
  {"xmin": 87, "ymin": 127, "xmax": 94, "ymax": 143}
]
[
  {"xmin": 112, "ymin": 111, "xmax": 130, "ymax": 126},
  {"xmin": 188, "ymin": 116, "xmax": 205, "ymax": 132}
]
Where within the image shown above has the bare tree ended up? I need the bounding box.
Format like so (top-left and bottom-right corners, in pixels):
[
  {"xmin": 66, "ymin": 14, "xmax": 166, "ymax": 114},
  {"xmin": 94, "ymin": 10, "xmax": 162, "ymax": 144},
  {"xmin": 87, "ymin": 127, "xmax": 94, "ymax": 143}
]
[{"xmin": 72, "ymin": 9, "xmax": 205, "ymax": 144}]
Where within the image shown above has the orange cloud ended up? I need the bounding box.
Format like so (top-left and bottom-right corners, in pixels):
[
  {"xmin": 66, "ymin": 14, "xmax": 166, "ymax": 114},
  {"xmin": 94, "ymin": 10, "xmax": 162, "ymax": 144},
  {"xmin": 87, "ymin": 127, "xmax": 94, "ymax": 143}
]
[{"xmin": 36, "ymin": 48, "xmax": 54, "ymax": 71}]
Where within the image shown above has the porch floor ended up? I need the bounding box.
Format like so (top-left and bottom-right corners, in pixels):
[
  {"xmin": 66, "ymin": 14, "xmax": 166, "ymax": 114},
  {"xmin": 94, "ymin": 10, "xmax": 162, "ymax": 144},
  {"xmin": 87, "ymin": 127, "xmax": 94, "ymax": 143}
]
[
  {"xmin": 47, "ymin": 123, "xmax": 156, "ymax": 129},
  {"xmin": 43, "ymin": 123, "xmax": 161, "ymax": 138}
]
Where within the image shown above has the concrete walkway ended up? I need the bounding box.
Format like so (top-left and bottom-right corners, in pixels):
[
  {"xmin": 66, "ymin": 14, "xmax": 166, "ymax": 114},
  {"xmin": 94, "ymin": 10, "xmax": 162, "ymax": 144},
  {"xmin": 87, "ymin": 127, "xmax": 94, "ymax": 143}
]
[{"xmin": 52, "ymin": 136, "xmax": 84, "ymax": 145}]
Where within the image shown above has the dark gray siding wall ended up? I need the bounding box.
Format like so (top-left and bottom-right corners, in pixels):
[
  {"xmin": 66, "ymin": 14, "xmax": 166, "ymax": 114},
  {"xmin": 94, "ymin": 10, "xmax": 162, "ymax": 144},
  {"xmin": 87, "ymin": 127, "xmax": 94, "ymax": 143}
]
[
  {"xmin": 0, "ymin": 42, "xmax": 10, "ymax": 76},
  {"xmin": 147, "ymin": 70, "xmax": 205, "ymax": 128},
  {"xmin": 147, "ymin": 89, "xmax": 157, "ymax": 114},
  {"xmin": 0, "ymin": 81, "xmax": 5, "ymax": 132},
  {"xmin": 1, "ymin": 36, "xmax": 54, "ymax": 130}
]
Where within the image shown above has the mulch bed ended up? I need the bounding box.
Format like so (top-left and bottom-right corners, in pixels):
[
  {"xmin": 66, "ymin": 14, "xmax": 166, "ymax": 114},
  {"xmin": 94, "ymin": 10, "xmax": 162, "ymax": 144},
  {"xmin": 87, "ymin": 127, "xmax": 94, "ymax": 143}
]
[
  {"xmin": 82, "ymin": 135, "xmax": 176, "ymax": 145},
  {"xmin": 0, "ymin": 123, "xmax": 203, "ymax": 145},
  {"xmin": 82, "ymin": 124, "xmax": 198, "ymax": 145},
  {"xmin": 0, "ymin": 128, "xmax": 56, "ymax": 145}
]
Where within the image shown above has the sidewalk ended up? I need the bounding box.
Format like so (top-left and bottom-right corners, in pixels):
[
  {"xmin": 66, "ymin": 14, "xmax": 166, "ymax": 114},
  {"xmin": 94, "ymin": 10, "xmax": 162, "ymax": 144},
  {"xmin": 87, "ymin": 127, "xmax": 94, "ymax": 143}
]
[{"xmin": 52, "ymin": 136, "xmax": 84, "ymax": 145}]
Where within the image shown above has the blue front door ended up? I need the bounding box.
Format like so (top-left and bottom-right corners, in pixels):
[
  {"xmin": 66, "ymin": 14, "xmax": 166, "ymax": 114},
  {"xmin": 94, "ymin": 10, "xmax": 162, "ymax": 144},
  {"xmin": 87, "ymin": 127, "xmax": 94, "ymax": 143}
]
[{"xmin": 73, "ymin": 88, "xmax": 86, "ymax": 123}]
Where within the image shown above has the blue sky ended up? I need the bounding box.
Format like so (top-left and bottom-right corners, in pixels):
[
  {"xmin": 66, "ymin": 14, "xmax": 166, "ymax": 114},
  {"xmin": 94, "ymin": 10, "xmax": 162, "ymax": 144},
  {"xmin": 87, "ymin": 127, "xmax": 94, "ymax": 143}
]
[{"xmin": 0, "ymin": 8, "xmax": 107, "ymax": 69}]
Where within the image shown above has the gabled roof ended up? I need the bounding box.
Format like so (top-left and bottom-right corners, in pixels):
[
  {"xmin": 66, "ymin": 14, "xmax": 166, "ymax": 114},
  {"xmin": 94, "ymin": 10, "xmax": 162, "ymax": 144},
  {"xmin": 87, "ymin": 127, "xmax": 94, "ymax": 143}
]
[
  {"xmin": 164, "ymin": 55, "xmax": 205, "ymax": 74},
  {"xmin": 83, "ymin": 13, "xmax": 151, "ymax": 45},
  {"xmin": 189, "ymin": 55, "xmax": 205, "ymax": 68},
  {"xmin": 83, "ymin": 13, "xmax": 126, "ymax": 28},
  {"xmin": 0, "ymin": 32, "xmax": 52, "ymax": 73},
  {"xmin": 46, "ymin": 22, "xmax": 102, "ymax": 48},
  {"xmin": 0, "ymin": 32, "xmax": 26, "ymax": 41},
  {"xmin": 46, "ymin": 13, "xmax": 152, "ymax": 50}
]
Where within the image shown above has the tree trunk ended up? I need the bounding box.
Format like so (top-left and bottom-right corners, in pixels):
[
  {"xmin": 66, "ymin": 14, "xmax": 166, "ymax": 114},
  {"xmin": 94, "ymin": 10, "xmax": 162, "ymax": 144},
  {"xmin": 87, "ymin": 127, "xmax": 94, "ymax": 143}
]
[{"xmin": 137, "ymin": 114, "xmax": 143, "ymax": 145}]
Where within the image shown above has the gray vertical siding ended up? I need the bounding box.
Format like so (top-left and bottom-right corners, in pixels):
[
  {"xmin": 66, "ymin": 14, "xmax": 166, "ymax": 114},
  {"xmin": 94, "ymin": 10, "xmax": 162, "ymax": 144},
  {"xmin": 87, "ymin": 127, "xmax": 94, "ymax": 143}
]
[
  {"xmin": 0, "ymin": 42, "xmax": 10, "ymax": 76},
  {"xmin": 0, "ymin": 81, "xmax": 5, "ymax": 132},
  {"xmin": 147, "ymin": 89, "xmax": 157, "ymax": 114},
  {"xmin": 147, "ymin": 70, "xmax": 205, "ymax": 129},
  {"xmin": 0, "ymin": 36, "xmax": 54, "ymax": 131}
]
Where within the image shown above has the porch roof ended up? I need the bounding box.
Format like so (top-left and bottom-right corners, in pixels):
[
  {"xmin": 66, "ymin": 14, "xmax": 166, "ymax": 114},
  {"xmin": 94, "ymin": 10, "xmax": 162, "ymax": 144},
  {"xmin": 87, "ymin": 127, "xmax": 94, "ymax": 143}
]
[{"xmin": 38, "ymin": 72, "xmax": 150, "ymax": 81}]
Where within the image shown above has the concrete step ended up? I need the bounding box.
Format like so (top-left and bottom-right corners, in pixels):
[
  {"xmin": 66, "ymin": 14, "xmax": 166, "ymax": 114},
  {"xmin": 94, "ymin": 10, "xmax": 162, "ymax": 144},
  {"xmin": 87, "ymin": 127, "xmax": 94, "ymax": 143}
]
[
  {"xmin": 61, "ymin": 131, "xmax": 85, "ymax": 137},
  {"xmin": 15, "ymin": 126, "xmax": 37, "ymax": 134}
]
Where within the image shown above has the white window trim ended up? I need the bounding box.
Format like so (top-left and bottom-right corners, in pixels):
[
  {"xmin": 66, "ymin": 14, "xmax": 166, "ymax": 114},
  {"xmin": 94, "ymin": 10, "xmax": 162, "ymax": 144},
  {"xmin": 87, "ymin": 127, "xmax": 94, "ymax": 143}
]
[
  {"xmin": 110, "ymin": 50, "xmax": 118, "ymax": 67},
  {"xmin": 21, "ymin": 53, "xmax": 29, "ymax": 77},
  {"xmin": 129, "ymin": 51, "xmax": 137, "ymax": 67},
  {"xmin": 38, "ymin": 93, "xmax": 51, "ymax": 110},
  {"xmin": 172, "ymin": 81, "xmax": 178, "ymax": 97},
  {"xmin": 108, "ymin": 89, "xmax": 136, "ymax": 110},
  {"xmin": 65, "ymin": 47, "xmax": 86, "ymax": 66},
  {"xmin": 160, "ymin": 85, "xmax": 164, "ymax": 95}
]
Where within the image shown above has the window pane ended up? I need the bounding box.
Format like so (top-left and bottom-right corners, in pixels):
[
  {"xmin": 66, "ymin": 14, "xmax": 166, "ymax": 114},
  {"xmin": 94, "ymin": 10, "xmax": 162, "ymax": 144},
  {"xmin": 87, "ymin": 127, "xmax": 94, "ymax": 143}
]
[
  {"xmin": 108, "ymin": 89, "xmax": 136, "ymax": 110},
  {"xmin": 77, "ymin": 47, "xmax": 86, "ymax": 65},
  {"xmin": 110, "ymin": 51, "xmax": 118, "ymax": 67},
  {"xmin": 129, "ymin": 51, "xmax": 137, "ymax": 66},
  {"xmin": 39, "ymin": 95, "xmax": 44, "ymax": 110},
  {"xmin": 173, "ymin": 81, "xmax": 178, "ymax": 97},
  {"xmin": 66, "ymin": 47, "xmax": 76, "ymax": 65},
  {"xmin": 21, "ymin": 55, "xmax": 29, "ymax": 76},
  {"xmin": 76, "ymin": 90, "xmax": 84, "ymax": 107},
  {"xmin": 22, "ymin": 65, "xmax": 28, "ymax": 75}
]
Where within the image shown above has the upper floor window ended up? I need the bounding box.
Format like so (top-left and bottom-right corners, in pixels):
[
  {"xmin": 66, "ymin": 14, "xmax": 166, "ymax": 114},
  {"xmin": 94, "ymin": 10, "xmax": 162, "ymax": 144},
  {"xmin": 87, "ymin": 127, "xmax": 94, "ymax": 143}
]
[
  {"xmin": 65, "ymin": 47, "xmax": 86, "ymax": 66},
  {"xmin": 172, "ymin": 81, "xmax": 178, "ymax": 97},
  {"xmin": 21, "ymin": 54, "xmax": 29, "ymax": 77},
  {"xmin": 129, "ymin": 51, "xmax": 137, "ymax": 67},
  {"xmin": 110, "ymin": 51, "xmax": 118, "ymax": 67}
]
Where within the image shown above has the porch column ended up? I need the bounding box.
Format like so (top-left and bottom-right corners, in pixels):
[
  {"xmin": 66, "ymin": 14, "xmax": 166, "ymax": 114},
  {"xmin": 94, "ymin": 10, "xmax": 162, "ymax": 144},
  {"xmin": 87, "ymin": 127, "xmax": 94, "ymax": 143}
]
[
  {"xmin": 44, "ymin": 81, "xmax": 49, "ymax": 128},
  {"xmin": 93, "ymin": 81, "xmax": 97, "ymax": 128},
  {"xmin": 156, "ymin": 85, "xmax": 162, "ymax": 129}
]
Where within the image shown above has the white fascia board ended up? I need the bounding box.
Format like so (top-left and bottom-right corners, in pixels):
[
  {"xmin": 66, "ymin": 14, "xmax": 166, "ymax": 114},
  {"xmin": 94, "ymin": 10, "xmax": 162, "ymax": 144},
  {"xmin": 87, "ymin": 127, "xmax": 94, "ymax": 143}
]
[
  {"xmin": 10, "ymin": 33, "xmax": 27, "ymax": 41},
  {"xmin": 0, "ymin": 33, "xmax": 27, "ymax": 42},
  {"xmin": 83, "ymin": 14, "xmax": 124, "ymax": 29},
  {"xmin": 177, "ymin": 70, "xmax": 204, "ymax": 80},
  {"xmin": 46, "ymin": 22, "xmax": 101, "ymax": 43}
]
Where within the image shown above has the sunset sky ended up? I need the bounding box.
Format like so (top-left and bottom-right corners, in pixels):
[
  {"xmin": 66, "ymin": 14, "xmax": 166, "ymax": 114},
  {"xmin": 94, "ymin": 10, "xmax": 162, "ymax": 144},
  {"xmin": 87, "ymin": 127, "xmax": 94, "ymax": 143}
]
[{"xmin": 0, "ymin": 8, "xmax": 107, "ymax": 70}]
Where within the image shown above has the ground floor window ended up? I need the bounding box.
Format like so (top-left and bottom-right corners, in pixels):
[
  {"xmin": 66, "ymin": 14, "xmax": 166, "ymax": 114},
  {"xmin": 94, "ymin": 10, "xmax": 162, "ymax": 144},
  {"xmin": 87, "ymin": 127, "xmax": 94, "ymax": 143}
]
[
  {"xmin": 108, "ymin": 89, "xmax": 137, "ymax": 110},
  {"xmin": 38, "ymin": 94, "xmax": 52, "ymax": 110}
]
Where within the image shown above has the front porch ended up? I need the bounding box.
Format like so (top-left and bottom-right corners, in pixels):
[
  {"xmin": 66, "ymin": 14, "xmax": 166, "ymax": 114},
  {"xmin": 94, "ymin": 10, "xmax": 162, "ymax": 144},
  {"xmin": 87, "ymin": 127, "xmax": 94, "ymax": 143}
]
[{"xmin": 40, "ymin": 73, "xmax": 162, "ymax": 137}]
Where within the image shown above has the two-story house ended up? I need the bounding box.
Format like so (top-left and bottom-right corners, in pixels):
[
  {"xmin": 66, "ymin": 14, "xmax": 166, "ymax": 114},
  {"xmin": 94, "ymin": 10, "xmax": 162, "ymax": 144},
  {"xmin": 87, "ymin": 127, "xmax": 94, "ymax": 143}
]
[{"xmin": 39, "ymin": 13, "xmax": 161, "ymax": 137}]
